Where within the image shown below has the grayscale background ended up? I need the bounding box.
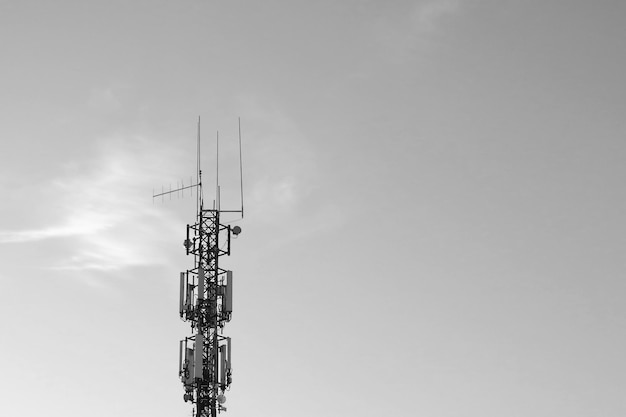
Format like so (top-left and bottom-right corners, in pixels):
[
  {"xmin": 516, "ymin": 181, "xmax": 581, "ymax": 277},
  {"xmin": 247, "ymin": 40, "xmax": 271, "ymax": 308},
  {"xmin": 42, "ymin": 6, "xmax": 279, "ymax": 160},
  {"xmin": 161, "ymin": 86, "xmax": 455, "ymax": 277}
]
[{"xmin": 1, "ymin": 1, "xmax": 625, "ymax": 416}]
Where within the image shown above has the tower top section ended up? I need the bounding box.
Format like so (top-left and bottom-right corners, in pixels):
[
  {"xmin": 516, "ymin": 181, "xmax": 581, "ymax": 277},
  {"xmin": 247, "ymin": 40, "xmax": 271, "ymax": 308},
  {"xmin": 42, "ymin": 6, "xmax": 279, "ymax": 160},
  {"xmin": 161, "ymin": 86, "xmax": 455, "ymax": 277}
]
[{"xmin": 152, "ymin": 117, "xmax": 245, "ymax": 219}]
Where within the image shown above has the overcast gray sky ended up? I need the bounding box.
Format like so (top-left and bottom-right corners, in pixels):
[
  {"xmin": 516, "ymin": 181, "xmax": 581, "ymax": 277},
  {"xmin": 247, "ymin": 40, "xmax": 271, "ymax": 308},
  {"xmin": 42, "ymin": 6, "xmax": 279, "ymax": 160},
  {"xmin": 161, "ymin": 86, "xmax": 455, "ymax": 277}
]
[{"xmin": 1, "ymin": 1, "xmax": 626, "ymax": 416}]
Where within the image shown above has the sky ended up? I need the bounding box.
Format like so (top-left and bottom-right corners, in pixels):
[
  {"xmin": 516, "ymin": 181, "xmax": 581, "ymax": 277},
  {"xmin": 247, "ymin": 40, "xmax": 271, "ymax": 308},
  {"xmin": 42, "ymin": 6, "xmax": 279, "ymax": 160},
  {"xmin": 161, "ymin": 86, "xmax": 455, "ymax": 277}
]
[{"xmin": 1, "ymin": 0, "xmax": 626, "ymax": 416}]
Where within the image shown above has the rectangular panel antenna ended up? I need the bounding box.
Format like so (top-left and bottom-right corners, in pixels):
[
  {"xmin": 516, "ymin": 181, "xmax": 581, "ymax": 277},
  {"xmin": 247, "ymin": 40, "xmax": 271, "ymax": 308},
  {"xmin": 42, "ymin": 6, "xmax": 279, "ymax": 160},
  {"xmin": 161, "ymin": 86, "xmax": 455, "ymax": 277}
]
[{"xmin": 224, "ymin": 271, "xmax": 233, "ymax": 313}]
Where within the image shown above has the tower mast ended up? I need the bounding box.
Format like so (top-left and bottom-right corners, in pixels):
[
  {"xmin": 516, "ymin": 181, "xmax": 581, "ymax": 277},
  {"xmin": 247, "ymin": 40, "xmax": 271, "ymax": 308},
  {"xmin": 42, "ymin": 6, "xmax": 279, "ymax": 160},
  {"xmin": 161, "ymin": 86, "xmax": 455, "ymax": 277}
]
[{"xmin": 156, "ymin": 118, "xmax": 243, "ymax": 417}]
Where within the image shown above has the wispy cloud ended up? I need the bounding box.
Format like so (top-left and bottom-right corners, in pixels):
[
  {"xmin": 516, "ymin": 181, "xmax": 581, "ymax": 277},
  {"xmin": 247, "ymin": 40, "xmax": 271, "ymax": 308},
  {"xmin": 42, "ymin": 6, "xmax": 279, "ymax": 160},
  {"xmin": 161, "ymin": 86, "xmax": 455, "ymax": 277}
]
[
  {"xmin": 0, "ymin": 214, "xmax": 111, "ymax": 243},
  {"xmin": 233, "ymin": 94, "xmax": 348, "ymax": 252},
  {"xmin": 370, "ymin": 0, "xmax": 470, "ymax": 63},
  {"xmin": 0, "ymin": 93, "xmax": 347, "ymax": 271},
  {"xmin": 0, "ymin": 133, "xmax": 188, "ymax": 271},
  {"xmin": 412, "ymin": 0, "xmax": 465, "ymax": 34},
  {"xmin": 236, "ymin": 95, "xmax": 319, "ymax": 218},
  {"xmin": 87, "ymin": 85, "xmax": 123, "ymax": 112}
]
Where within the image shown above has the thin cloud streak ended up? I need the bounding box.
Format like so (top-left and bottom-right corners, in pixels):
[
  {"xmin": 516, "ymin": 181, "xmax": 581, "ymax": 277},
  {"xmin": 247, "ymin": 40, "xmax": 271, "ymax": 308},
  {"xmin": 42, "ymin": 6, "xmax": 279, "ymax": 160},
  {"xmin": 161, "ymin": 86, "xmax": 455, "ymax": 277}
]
[
  {"xmin": 1, "ymin": 95, "xmax": 346, "ymax": 271},
  {"xmin": 236, "ymin": 95, "xmax": 347, "ymax": 241},
  {"xmin": 412, "ymin": 0, "xmax": 465, "ymax": 34},
  {"xmin": 368, "ymin": 0, "xmax": 470, "ymax": 65},
  {"xmin": 0, "ymin": 134, "xmax": 187, "ymax": 271},
  {"xmin": 0, "ymin": 217, "xmax": 111, "ymax": 243}
]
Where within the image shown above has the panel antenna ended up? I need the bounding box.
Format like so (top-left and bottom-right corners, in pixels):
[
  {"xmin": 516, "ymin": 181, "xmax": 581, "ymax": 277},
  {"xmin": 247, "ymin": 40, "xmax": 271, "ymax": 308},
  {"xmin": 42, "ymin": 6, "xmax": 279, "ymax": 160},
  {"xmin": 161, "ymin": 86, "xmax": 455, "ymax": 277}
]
[{"xmin": 153, "ymin": 117, "xmax": 245, "ymax": 417}]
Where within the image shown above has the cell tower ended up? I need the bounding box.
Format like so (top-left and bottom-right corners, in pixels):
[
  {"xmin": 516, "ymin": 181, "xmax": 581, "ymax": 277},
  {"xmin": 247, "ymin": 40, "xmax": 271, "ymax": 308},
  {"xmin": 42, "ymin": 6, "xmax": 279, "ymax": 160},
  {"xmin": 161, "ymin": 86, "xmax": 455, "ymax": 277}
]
[{"xmin": 154, "ymin": 117, "xmax": 244, "ymax": 417}]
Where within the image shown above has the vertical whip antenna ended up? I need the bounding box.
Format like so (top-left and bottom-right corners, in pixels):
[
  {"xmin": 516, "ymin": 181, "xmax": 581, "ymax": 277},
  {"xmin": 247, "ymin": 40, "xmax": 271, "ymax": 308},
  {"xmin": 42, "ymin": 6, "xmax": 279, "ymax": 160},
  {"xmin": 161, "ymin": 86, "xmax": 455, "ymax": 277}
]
[
  {"xmin": 197, "ymin": 116, "xmax": 202, "ymax": 213},
  {"xmin": 238, "ymin": 117, "xmax": 244, "ymax": 218},
  {"xmin": 216, "ymin": 131, "xmax": 220, "ymax": 211},
  {"xmin": 153, "ymin": 118, "xmax": 244, "ymax": 417}
]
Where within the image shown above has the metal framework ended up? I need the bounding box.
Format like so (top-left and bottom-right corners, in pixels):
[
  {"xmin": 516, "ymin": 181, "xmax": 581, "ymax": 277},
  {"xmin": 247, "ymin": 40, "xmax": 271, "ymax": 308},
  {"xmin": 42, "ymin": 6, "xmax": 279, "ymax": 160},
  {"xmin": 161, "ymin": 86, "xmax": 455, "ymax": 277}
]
[
  {"xmin": 155, "ymin": 118, "xmax": 243, "ymax": 417},
  {"xmin": 179, "ymin": 204, "xmax": 237, "ymax": 417}
]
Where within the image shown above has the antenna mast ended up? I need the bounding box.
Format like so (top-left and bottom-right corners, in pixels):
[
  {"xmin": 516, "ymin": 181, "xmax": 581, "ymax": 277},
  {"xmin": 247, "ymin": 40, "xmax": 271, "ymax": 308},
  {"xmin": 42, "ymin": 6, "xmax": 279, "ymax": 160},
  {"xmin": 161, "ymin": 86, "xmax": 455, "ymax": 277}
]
[{"xmin": 153, "ymin": 119, "xmax": 244, "ymax": 417}]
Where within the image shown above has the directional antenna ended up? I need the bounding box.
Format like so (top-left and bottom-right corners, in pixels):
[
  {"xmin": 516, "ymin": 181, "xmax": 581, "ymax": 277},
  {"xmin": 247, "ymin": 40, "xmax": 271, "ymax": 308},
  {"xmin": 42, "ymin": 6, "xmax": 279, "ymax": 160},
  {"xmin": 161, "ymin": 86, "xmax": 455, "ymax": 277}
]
[
  {"xmin": 152, "ymin": 178, "xmax": 199, "ymax": 202},
  {"xmin": 153, "ymin": 117, "xmax": 203, "ymax": 206},
  {"xmin": 152, "ymin": 116, "xmax": 245, "ymax": 218},
  {"xmin": 154, "ymin": 117, "xmax": 246, "ymax": 417}
]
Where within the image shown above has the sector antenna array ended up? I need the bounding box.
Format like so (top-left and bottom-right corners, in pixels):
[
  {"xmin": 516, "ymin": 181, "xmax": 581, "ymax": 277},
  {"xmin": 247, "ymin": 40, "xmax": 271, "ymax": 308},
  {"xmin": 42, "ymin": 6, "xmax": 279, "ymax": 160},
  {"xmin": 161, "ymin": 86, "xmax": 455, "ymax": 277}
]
[{"xmin": 154, "ymin": 118, "xmax": 244, "ymax": 417}]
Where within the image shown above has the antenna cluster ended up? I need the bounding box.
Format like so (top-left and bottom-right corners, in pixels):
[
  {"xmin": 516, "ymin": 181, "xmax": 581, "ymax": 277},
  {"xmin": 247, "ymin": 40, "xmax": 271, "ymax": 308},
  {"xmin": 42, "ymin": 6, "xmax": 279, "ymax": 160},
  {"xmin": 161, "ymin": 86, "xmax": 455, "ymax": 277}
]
[{"xmin": 154, "ymin": 118, "xmax": 244, "ymax": 417}]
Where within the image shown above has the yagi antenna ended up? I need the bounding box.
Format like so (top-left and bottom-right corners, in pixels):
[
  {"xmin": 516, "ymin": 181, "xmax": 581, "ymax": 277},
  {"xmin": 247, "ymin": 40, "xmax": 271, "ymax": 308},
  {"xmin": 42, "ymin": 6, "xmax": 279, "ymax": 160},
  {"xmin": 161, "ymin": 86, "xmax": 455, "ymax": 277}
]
[
  {"xmin": 155, "ymin": 117, "xmax": 246, "ymax": 415},
  {"xmin": 173, "ymin": 118, "xmax": 244, "ymax": 417},
  {"xmin": 152, "ymin": 117, "xmax": 244, "ymax": 220},
  {"xmin": 153, "ymin": 178, "xmax": 199, "ymax": 202},
  {"xmin": 152, "ymin": 116, "xmax": 202, "ymax": 204}
]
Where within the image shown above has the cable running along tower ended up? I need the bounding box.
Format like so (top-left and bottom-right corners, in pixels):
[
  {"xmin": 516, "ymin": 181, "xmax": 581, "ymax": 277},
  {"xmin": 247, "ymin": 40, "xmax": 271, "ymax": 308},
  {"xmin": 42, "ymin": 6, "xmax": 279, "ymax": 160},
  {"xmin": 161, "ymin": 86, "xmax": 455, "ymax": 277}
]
[{"xmin": 154, "ymin": 118, "xmax": 244, "ymax": 417}]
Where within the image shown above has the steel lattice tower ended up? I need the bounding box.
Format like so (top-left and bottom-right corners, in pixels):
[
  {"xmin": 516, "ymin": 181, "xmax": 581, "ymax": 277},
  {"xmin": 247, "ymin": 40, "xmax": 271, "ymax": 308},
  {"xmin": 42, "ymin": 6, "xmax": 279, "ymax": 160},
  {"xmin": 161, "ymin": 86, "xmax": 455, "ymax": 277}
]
[
  {"xmin": 180, "ymin": 204, "xmax": 238, "ymax": 417},
  {"xmin": 156, "ymin": 118, "xmax": 243, "ymax": 417}
]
